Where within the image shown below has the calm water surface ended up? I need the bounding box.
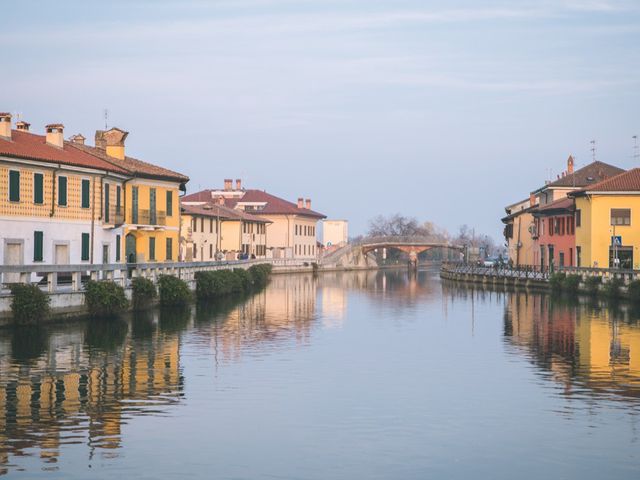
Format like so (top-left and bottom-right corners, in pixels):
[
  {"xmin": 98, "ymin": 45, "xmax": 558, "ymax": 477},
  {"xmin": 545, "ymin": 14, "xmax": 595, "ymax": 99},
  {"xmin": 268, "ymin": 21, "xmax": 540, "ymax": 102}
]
[{"xmin": 1, "ymin": 270, "xmax": 640, "ymax": 479}]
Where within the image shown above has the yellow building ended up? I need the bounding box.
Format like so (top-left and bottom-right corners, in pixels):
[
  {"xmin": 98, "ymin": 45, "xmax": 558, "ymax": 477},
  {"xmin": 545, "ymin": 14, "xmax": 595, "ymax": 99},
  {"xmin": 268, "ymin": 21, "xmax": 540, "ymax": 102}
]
[
  {"xmin": 502, "ymin": 196, "xmax": 537, "ymax": 266},
  {"xmin": 180, "ymin": 202, "xmax": 269, "ymax": 261},
  {"xmin": 571, "ymin": 168, "xmax": 640, "ymax": 269},
  {"xmin": 72, "ymin": 128, "xmax": 189, "ymax": 263}
]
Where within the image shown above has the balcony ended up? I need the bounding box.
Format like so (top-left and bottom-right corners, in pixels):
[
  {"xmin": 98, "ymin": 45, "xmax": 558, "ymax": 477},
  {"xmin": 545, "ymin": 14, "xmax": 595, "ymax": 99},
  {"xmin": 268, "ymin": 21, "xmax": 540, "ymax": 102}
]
[
  {"xmin": 102, "ymin": 208, "xmax": 125, "ymax": 229},
  {"xmin": 133, "ymin": 209, "xmax": 166, "ymax": 227}
]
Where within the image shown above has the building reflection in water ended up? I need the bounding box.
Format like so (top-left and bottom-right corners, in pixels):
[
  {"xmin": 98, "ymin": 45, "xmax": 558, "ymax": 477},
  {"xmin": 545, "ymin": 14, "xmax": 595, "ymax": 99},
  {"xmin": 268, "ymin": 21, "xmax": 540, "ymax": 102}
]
[
  {"xmin": 0, "ymin": 314, "xmax": 183, "ymax": 475},
  {"xmin": 0, "ymin": 269, "xmax": 441, "ymax": 475},
  {"xmin": 504, "ymin": 293, "xmax": 640, "ymax": 401}
]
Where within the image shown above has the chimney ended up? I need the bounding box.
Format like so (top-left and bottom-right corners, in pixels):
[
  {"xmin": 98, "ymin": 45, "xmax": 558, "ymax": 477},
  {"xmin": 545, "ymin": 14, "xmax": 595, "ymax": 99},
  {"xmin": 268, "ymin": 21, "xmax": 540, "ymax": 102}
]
[
  {"xmin": 305, "ymin": 198, "xmax": 311, "ymax": 210},
  {"xmin": 529, "ymin": 193, "xmax": 536, "ymax": 207},
  {"xmin": 70, "ymin": 133, "xmax": 86, "ymax": 145},
  {"xmin": 217, "ymin": 196, "xmax": 225, "ymax": 206},
  {"xmin": 224, "ymin": 179, "xmax": 232, "ymax": 191},
  {"xmin": 16, "ymin": 120, "xmax": 30, "ymax": 132},
  {"xmin": 567, "ymin": 155, "xmax": 574, "ymax": 174},
  {"xmin": 235, "ymin": 179, "xmax": 242, "ymax": 190},
  {"xmin": 45, "ymin": 123, "xmax": 64, "ymax": 148},
  {"xmin": 95, "ymin": 127, "xmax": 128, "ymax": 159},
  {"xmin": 0, "ymin": 113, "xmax": 12, "ymax": 139},
  {"xmin": 297, "ymin": 197, "xmax": 304, "ymax": 209}
]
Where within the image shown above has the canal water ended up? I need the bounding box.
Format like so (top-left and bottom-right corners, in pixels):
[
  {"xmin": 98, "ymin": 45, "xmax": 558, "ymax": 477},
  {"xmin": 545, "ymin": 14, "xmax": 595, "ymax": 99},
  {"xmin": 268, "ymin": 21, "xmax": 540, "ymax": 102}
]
[{"xmin": 1, "ymin": 269, "xmax": 640, "ymax": 479}]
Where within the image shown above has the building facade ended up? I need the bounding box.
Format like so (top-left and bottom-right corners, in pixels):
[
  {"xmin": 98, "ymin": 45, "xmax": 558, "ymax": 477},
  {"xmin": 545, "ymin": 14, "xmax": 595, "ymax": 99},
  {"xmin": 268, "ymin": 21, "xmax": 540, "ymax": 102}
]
[
  {"xmin": 183, "ymin": 179, "xmax": 325, "ymax": 260},
  {"xmin": 1, "ymin": 114, "xmax": 130, "ymax": 280},
  {"xmin": 532, "ymin": 197, "xmax": 575, "ymax": 269},
  {"xmin": 322, "ymin": 220, "xmax": 348, "ymax": 247}
]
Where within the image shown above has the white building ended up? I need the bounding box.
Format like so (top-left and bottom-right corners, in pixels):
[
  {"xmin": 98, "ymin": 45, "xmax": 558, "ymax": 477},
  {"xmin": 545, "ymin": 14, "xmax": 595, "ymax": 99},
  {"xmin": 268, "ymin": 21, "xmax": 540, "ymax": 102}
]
[{"xmin": 322, "ymin": 220, "xmax": 348, "ymax": 247}]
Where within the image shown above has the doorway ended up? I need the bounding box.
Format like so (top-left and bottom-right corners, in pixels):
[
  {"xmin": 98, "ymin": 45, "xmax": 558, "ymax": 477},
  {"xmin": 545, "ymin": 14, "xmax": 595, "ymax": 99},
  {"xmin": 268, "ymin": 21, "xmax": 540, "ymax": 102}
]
[
  {"xmin": 4, "ymin": 241, "xmax": 24, "ymax": 284},
  {"xmin": 125, "ymin": 234, "xmax": 137, "ymax": 263}
]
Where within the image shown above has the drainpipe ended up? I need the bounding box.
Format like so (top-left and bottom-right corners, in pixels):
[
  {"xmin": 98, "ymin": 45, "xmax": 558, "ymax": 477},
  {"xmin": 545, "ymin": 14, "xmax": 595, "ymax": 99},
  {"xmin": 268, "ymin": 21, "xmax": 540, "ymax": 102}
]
[{"xmin": 178, "ymin": 182, "xmax": 186, "ymax": 262}]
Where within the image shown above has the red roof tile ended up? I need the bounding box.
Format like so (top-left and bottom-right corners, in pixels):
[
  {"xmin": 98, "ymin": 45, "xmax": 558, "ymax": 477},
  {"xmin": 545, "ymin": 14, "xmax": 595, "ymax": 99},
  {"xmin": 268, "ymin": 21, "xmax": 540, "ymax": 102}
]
[
  {"xmin": 577, "ymin": 168, "xmax": 640, "ymax": 193},
  {"xmin": 181, "ymin": 202, "xmax": 270, "ymax": 223},
  {"xmin": 0, "ymin": 130, "xmax": 129, "ymax": 174},
  {"xmin": 543, "ymin": 161, "xmax": 624, "ymax": 189},
  {"xmin": 534, "ymin": 197, "xmax": 575, "ymax": 216},
  {"xmin": 183, "ymin": 188, "xmax": 326, "ymax": 218}
]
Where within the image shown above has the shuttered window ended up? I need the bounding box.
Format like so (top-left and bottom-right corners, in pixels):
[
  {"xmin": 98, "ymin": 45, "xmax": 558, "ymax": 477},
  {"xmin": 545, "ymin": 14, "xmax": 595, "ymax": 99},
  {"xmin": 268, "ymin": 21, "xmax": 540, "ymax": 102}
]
[
  {"xmin": 81, "ymin": 179, "xmax": 90, "ymax": 208},
  {"xmin": 611, "ymin": 208, "xmax": 631, "ymax": 226},
  {"xmin": 166, "ymin": 238, "xmax": 173, "ymax": 260},
  {"xmin": 132, "ymin": 186, "xmax": 139, "ymax": 223},
  {"xmin": 34, "ymin": 231, "xmax": 43, "ymax": 262},
  {"xmin": 166, "ymin": 190, "xmax": 173, "ymax": 217},
  {"xmin": 116, "ymin": 234, "xmax": 121, "ymax": 262},
  {"xmin": 575, "ymin": 209, "xmax": 581, "ymax": 227},
  {"xmin": 81, "ymin": 233, "xmax": 90, "ymax": 261},
  {"xmin": 9, "ymin": 170, "xmax": 20, "ymax": 202},
  {"xmin": 104, "ymin": 183, "xmax": 110, "ymax": 223},
  {"xmin": 116, "ymin": 185, "xmax": 121, "ymax": 214},
  {"xmin": 58, "ymin": 176, "xmax": 67, "ymax": 206},
  {"xmin": 150, "ymin": 188, "xmax": 157, "ymax": 224},
  {"xmin": 34, "ymin": 173, "xmax": 44, "ymax": 204},
  {"xmin": 149, "ymin": 237, "xmax": 156, "ymax": 261}
]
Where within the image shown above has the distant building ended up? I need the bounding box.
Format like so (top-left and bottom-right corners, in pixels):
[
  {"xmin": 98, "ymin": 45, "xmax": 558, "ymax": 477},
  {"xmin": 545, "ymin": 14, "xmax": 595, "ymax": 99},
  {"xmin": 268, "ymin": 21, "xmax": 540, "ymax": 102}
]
[
  {"xmin": 322, "ymin": 220, "xmax": 348, "ymax": 247},
  {"xmin": 532, "ymin": 197, "xmax": 575, "ymax": 269},
  {"xmin": 502, "ymin": 196, "xmax": 537, "ymax": 266},
  {"xmin": 183, "ymin": 179, "xmax": 326, "ymax": 260}
]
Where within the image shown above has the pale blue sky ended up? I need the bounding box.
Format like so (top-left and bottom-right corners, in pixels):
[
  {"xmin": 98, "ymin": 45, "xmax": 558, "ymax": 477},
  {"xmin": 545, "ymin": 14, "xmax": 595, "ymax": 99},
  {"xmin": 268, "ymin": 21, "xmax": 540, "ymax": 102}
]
[{"xmin": 3, "ymin": 0, "xmax": 640, "ymax": 237}]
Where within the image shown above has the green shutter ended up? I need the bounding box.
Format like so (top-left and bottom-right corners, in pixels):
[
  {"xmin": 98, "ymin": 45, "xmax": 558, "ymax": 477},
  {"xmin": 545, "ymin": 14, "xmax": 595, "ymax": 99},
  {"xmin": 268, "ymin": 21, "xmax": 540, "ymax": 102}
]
[
  {"xmin": 132, "ymin": 186, "xmax": 139, "ymax": 223},
  {"xmin": 166, "ymin": 237, "xmax": 173, "ymax": 260},
  {"xmin": 58, "ymin": 176, "xmax": 67, "ymax": 206},
  {"xmin": 9, "ymin": 170, "xmax": 20, "ymax": 202},
  {"xmin": 34, "ymin": 173, "xmax": 44, "ymax": 204},
  {"xmin": 104, "ymin": 183, "xmax": 110, "ymax": 223},
  {"xmin": 81, "ymin": 179, "xmax": 90, "ymax": 208},
  {"xmin": 149, "ymin": 237, "xmax": 156, "ymax": 261},
  {"xmin": 34, "ymin": 231, "xmax": 43, "ymax": 262},
  {"xmin": 166, "ymin": 190, "xmax": 173, "ymax": 217},
  {"xmin": 81, "ymin": 233, "xmax": 90, "ymax": 261},
  {"xmin": 116, "ymin": 185, "xmax": 121, "ymax": 214},
  {"xmin": 116, "ymin": 234, "xmax": 121, "ymax": 262},
  {"xmin": 150, "ymin": 188, "xmax": 157, "ymax": 224}
]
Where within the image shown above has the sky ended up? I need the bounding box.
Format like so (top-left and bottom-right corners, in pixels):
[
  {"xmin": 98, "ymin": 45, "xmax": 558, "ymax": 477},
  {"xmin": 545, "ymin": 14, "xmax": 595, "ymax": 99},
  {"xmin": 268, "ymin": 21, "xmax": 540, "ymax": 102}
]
[{"xmin": 3, "ymin": 0, "xmax": 640, "ymax": 238}]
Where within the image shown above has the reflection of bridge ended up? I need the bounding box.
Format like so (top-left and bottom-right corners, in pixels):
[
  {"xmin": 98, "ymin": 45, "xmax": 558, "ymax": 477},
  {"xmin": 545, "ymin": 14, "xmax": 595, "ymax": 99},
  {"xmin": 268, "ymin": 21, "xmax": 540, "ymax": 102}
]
[{"xmin": 358, "ymin": 236, "xmax": 465, "ymax": 267}]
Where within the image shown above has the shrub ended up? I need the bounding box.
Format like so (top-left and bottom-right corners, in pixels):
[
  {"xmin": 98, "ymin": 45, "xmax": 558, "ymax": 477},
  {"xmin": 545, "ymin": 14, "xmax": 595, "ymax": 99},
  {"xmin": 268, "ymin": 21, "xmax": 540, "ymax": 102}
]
[
  {"xmin": 562, "ymin": 275, "xmax": 582, "ymax": 295},
  {"xmin": 233, "ymin": 268, "xmax": 252, "ymax": 291},
  {"xmin": 158, "ymin": 275, "xmax": 191, "ymax": 306},
  {"xmin": 628, "ymin": 280, "xmax": 640, "ymax": 303},
  {"xmin": 131, "ymin": 277, "xmax": 157, "ymax": 310},
  {"xmin": 195, "ymin": 269, "xmax": 250, "ymax": 300},
  {"xmin": 248, "ymin": 264, "xmax": 272, "ymax": 288},
  {"xmin": 85, "ymin": 280, "xmax": 128, "ymax": 317},
  {"xmin": 549, "ymin": 272, "xmax": 566, "ymax": 293},
  {"xmin": 10, "ymin": 283, "xmax": 50, "ymax": 325},
  {"xmin": 584, "ymin": 276, "xmax": 602, "ymax": 296},
  {"xmin": 604, "ymin": 276, "xmax": 624, "ymax": 299}
]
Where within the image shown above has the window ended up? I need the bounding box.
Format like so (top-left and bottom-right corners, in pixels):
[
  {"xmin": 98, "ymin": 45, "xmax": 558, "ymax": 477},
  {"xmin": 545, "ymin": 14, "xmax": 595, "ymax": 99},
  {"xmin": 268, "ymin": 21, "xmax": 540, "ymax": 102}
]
[
  {"xmin": 81, "ymin": 233, "xmax": 90, "ymax": 261},
  {"xmin": 210, "ymin": 219, "xmax": 213, "ymax": 233},
  {"xmin": 34, "ymin": 231, "xmax": 43, "ymax": 262},
  {"xmin": 209, "ymin": 244, "xmax": 213, "ymax": 259},
  {"xmin": 193, "ymin": 244, "xmax": 197, "ymax": 259},
  {"xmin": 576, "ymin": 246, "xmax": 581, "ymax": 267},
  {"xmin": 9, "ymin": 170, "xmax": 20, "ymax": 202},
  {"xmin": 104, "ymin": 183, "xmax": 110, "ymax": 223},
  {"xmin": 611, "ymin": 208, "xmax": 631, "ymax": 226},
  {"xmin": 559, "ymin": 252, "xmax": 565, "ymax": 267},
  {"xmin": 166, "ymin": 190, "xmax": 173, "ymax": 217},
  {"xmin": 554, "ymin": 218, "xmax": 560, "ymax": 235},
  {"xmin": 58, "ymin": 176, "xmax": 67, "ymax": 206},
  {"xmin": 149, "ymin": 237, "xmax": 156, "ymax": 261},
  {"xmin": 575, "ymin": 209, "xmax": 581, "ymax": 227},
  {"xmin": 549, "ymin": 219, "xmax": 554, "ymax": 237},
  {"xmin": 166, "ymin": 238, "xmax": 173, "ymax": 260},
  {"xmin": 132, "ymin": 186, "xmax": 139, "ymax": 223},
  {"xmin": 150, "ymin": 188, "xmax": 157, "ymax": 224},
  {"xmin": 116, "ymin": 234, "xmax": 121, "ymax": 262},
  {"xmin": 81, "ymin": 179, "xmax": 90, "ymax": 208},
  {"xmin": 192, "ymin": 218, "xmax": 197, "ymax": 232},
  {"xmin": 116, "ymin": 185, "xmax": 121, "ymax": 214},
  {"xmin": 34, "ymin": 173, "xmax": 44, "ymax": 204},
  {"xmin": 201, "ymin": 218, "xmax": 204, "ymax": 232}
]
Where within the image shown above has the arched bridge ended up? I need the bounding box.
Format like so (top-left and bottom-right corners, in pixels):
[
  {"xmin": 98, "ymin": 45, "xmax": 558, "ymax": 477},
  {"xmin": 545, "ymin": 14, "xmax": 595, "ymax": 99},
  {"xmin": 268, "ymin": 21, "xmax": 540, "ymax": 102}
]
[{"xmin": 358, "ymin": 236, "xmax": 466, "ymax": 266}]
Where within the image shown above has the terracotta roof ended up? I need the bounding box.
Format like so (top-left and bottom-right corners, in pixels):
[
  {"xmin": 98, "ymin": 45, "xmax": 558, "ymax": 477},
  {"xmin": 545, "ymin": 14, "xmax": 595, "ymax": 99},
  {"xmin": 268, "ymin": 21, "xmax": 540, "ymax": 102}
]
[
  {"xmin": 69, "ymin": 142, "xmax": 189, "ymax": 183},
  {"xmin": 542, "ymin": 161, "xmax": 624, "ymax": 189},
  {"xmin": 572, "ymin": 168, "xmax": 640, "ymax": 193},
  {"xmin": 0, "ymin": 129, "xmax": 129, "ymax": 174},
  {"xmin": 181, "ymin": 202, "xmax": 270, "ymax": 223},
  {"xmin": 183, "ymin": 188, "xmax": 326, "ymax": 218},
  {"xmin": 534, "ymin": 197, "xmax": 575, "ymax": 216}
]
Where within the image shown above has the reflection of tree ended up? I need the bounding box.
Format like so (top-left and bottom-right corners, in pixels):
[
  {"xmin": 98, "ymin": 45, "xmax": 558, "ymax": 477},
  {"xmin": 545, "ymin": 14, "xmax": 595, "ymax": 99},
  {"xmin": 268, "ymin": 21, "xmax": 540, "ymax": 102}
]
[
  {"xmin": 10, "ymin": 326, "xmax": 47, "ymax": 362},
  {"xmin": 84, "ymin": 318, "xmax": 129, "ymax": 352}
]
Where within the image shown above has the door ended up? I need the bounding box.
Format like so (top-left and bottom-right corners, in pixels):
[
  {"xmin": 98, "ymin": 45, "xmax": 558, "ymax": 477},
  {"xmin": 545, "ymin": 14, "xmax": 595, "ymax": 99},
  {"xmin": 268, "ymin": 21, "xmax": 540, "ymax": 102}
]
[
  {"xmin": 54, "ymin": 244, "xmax": 69, "ymax": 264},
  {"xmin": 102, "ymin": 244, "xmax": 110, "ymax": 264},
  {"xmin": 125, "ymin": 234, "xmax": 137, "ymax": 263},
  {"xmin": 4, "ymin": 242, "xmax": 23, "ymax": 284}
]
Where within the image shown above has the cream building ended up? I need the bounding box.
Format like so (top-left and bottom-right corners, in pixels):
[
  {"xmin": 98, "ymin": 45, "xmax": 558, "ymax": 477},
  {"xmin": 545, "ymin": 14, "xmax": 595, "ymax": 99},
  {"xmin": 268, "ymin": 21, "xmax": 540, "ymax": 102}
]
[
  {"xmin": 322, "ymin": 219, "xmax": 348, "ymax": 247},
  {"xmin": 183, "ymin": 179, "xmax": 326, "ymax": 260}
]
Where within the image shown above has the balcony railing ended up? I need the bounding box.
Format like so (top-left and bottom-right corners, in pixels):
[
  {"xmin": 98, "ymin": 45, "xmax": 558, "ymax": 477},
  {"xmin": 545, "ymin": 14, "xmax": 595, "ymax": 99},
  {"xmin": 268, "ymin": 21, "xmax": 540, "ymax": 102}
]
[
  {"xmin": 103, "ymin": 209, "xmax": 125, "ymax": 228},
  {"xmin": 133, "ymin": 209, "xmax": 166, "ymax": 226}
]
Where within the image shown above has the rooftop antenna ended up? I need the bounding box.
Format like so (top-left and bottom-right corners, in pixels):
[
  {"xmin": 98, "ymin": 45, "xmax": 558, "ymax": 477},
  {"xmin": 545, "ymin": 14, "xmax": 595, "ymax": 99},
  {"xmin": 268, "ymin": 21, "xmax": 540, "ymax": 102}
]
[
  {"xmin": 590, "ymin": 139, "xmax": 596, "ymax": 162},
  {"xmin": 633, "ymin": 135, "xmax": 639, "ymax": 162},
  {"xmin": 103, "ymin": 109, "xmax": 109, "ymax": 130}
]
